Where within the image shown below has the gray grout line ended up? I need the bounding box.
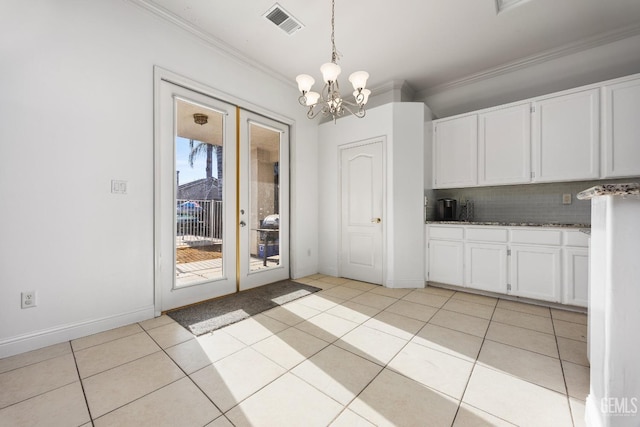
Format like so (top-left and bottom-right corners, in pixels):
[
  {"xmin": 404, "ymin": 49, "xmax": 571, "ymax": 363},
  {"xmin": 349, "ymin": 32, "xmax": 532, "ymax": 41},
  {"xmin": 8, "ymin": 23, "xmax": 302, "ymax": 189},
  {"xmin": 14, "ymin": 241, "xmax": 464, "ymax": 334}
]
[
  {"xmin": 70, "ymin": 342, "xmax": 96, "ymax": 426},
  {"xmin": 449, "ymin": 295, "xmax": 498, "ymax": 426},
  {"xmin": 551, "ymin": 314, "xmax": 578, "ymax": 427}
]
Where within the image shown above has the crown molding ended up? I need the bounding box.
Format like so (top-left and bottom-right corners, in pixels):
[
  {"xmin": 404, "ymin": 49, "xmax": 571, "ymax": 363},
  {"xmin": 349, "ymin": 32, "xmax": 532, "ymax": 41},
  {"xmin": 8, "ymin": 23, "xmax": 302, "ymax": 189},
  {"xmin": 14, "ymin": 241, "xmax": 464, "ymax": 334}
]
[
  {"xmin": 128, "ymin": 0, "xmax": 295, "ymax": 88},
  {"xmin": 418, "ymin": 22, "xmax": 640, "ymax": 99}
]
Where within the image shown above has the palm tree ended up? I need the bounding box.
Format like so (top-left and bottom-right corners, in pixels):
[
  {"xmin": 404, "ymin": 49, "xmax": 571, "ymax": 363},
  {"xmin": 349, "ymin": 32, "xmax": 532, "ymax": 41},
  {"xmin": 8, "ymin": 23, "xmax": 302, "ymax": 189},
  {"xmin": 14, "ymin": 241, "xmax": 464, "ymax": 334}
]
[
  {"xmin": 188, "ymin": 141, "xmax": 223, "ymax": 199},
  {"xmin": 188, "ymin": 140, "xmax": 214, "ymax": 179}
]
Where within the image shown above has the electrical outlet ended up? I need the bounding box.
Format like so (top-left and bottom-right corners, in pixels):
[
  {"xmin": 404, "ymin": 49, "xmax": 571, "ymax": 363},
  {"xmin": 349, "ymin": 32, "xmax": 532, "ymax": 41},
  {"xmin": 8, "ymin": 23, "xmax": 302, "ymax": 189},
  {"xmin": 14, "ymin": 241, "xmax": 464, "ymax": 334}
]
[
  {"xmin": 21, "ymin": 291, "xmax": 37, "ymax": 309},
  {"xmin": 562, "ymin": 194, "xmax": 572, "ymax": 205}
]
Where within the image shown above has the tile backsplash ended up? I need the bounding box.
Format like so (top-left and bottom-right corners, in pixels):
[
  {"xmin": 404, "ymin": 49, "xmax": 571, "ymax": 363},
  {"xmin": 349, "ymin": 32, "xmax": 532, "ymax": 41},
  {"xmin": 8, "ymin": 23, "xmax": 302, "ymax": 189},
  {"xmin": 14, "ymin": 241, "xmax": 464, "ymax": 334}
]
[{"xmin": 427, "ymin": 178, "xmax": 638, "ymax": 225}]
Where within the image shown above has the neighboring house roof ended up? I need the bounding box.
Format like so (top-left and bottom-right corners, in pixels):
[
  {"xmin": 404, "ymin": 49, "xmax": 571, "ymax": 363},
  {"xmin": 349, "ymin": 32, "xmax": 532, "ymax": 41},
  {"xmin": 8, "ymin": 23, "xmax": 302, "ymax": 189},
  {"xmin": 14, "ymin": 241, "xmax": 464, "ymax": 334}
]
[{"xmin": 177, "ymin": 177, "xmax": 222, "ymax": 201}]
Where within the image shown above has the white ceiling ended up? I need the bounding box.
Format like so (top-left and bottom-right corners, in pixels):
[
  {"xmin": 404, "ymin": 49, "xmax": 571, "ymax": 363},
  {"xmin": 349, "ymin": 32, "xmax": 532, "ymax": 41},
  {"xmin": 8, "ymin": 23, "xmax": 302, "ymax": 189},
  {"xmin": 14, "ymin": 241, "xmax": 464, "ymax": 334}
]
[{"xmin": 139, "ymin": 0, "xmax": 640, "ymax": 108}]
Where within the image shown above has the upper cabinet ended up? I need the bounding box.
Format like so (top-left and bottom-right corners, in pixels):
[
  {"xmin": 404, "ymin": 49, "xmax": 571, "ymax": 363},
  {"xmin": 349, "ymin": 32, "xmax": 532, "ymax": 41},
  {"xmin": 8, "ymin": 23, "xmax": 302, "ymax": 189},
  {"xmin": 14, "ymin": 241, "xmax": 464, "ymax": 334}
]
[
  {"xmin": 602, "ymin": 76, "xmax": 640, "ymax": 178},
  {"xmin": 433, "ymin": 115, "xmax": 478, "ymax": 188},
  {"xmin": 432, "ymin": 73, "xmax": 640, "ymax": 189},
  {"xmin": 532, "ymin": 88, "xmax": 600, "ymax": 182},
  {"xmin": 478, "ymin": 103, "xmax": 531, "ymax": 186}
]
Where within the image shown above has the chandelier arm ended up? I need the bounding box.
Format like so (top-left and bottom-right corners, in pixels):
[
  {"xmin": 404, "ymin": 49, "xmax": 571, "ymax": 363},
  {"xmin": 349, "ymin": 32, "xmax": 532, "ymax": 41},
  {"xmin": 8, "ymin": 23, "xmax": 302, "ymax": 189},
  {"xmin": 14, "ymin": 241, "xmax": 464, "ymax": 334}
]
[
  {"xmin": 340, "ymin": 103, "xmax": 366, "ymax": 119},
  {"xmin": 307, "ymin": 106, "xmax": 322, "ymax": 119},
  {"xmin": 340, "ymin": 99, "xmax": 360, "ymax": 108}
]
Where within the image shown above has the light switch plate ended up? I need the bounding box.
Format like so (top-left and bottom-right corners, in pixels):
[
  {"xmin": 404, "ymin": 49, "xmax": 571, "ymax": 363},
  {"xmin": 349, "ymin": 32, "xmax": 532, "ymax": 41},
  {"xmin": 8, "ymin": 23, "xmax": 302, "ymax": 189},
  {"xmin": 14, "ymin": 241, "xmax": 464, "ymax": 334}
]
[{"xmin": 111, "ymin": 180, "xmax": 127, "ymax": 194}]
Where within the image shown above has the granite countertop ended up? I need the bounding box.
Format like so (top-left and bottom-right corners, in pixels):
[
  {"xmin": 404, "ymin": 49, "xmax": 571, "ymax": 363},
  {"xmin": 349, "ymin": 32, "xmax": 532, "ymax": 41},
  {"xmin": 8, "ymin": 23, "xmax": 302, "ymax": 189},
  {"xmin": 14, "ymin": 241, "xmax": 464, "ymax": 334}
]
[
  {"xmin": 426, "ymin": 221, "xmax": 590, "ymax": 228},
  {"xmin": 577, "ymin": 182, "xmax": 640, "ymax": 200}
]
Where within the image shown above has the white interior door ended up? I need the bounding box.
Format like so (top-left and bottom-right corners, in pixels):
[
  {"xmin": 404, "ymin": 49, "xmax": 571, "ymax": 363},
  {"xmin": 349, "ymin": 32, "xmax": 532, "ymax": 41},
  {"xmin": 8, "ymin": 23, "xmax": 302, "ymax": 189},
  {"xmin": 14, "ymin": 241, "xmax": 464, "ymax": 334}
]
[
  {"xmin": 340, "ymin": 140, "xmax": 384, "ymax": 285},
  {"xmin": 238, "ymin": 110, "xmax": 290, "ymax": 290}
]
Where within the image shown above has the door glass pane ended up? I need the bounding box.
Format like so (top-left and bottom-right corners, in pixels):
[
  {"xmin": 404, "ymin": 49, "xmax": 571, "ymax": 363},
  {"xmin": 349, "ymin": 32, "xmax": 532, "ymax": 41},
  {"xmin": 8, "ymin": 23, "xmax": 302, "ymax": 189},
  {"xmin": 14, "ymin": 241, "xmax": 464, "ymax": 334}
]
[
  {"xmin": 249, "ymin": 123, "xmax": 281, "ymax": 272},
  {"xmin": 175, "ymin": 99, "xmax": 225, "ymax": 287}
]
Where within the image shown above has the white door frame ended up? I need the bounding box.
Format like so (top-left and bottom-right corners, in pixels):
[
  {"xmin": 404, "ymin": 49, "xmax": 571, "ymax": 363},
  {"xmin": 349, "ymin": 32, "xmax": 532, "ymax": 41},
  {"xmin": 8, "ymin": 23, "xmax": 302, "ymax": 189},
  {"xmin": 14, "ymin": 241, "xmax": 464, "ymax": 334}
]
[
  {"xmin": 153, "ymin": 67, "xmax": 294, "ymax": 315},
  {"xmin": 337, "ymin": 137, "xmax": 387, "ymax": 285}
]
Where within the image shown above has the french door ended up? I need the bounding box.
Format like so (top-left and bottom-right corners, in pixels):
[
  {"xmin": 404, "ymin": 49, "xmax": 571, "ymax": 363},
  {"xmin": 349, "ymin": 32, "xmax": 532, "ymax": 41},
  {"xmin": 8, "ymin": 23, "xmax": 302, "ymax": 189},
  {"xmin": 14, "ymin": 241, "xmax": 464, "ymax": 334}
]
[{"xmin": 156, "ymin": 81, "xmax": 289, "ymax": 312}]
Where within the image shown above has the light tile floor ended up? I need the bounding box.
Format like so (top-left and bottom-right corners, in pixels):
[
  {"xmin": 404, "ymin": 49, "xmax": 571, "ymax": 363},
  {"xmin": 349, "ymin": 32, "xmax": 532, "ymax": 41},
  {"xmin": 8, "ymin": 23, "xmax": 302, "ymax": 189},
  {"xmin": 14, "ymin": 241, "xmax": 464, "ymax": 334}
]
[{"xmin": 0, "ymin": 274, "xmax": 589, "ymax": 426}]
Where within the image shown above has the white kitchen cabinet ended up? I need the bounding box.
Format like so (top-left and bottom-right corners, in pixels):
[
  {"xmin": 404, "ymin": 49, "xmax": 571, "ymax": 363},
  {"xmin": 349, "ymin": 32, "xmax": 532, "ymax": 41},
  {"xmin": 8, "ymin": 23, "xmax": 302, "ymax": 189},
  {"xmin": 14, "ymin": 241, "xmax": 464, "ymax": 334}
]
[
  {"xmin": 602, "ymin": 76, "xmax": 640, "ymax": 178},
  {"xmin": 433, "ymin": 115, "xmax": 477, "ymax": 188},
  {"xmin": 478, "ymin": 104, "xmax": 531, "ymax": 185},
  {"xmin": 428, "ymin": 239, "xmax": 464, "ymax": 286},
  {"xmin": 465, "ymin": 242, "xmax": 508, "ymax": 293},
  {"xmin": 563, "ymin": 247, "xmax": 589, "ymax": 307},
  {"xmin": 510, "ymin": 245, "xmax": 562, "ymax": 302},
  {"xmin": 532, "ymin": 88, "xmax": 600, "ymax": 182},
  {"xmin": 426, "ymin": 224, "xmax": 588, "ymax": 307}
]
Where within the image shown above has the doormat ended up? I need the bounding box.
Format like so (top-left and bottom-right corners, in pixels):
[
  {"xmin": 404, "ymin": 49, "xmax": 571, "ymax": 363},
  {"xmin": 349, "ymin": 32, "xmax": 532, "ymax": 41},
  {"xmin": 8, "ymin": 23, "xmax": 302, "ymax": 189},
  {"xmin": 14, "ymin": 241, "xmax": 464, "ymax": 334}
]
[{"xmin": 166, "ymin": 280, "xmax": 321, "ymax": 336}]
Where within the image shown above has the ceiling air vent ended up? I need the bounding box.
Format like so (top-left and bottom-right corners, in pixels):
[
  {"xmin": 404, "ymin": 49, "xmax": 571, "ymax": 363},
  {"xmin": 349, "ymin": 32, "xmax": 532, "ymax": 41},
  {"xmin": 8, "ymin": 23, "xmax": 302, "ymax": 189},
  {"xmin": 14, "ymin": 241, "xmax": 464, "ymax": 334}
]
[{"xmin": 263, "ymin": 3, "xmax": 304, "ymax": 35}]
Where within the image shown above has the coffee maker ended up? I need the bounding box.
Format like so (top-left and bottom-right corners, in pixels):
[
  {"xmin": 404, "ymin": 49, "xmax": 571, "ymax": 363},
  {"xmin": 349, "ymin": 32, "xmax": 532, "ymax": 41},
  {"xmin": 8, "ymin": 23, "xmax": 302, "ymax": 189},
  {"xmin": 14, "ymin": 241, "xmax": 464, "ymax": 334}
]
[{"xmin": 437, "ymin": 198, "xmax": 457, "ymax": 221}]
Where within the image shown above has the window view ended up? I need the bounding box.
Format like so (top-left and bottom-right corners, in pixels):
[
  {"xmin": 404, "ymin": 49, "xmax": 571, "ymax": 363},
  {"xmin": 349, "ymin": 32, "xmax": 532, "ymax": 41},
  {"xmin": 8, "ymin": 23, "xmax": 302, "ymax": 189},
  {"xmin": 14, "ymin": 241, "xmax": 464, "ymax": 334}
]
[
  {"xmin": 249, "ymin": 123, "xmax": 281, "ymax": 272},
  {"xmin": 175, "ymin": 99, "xmax": 225, "ymax": 287}
]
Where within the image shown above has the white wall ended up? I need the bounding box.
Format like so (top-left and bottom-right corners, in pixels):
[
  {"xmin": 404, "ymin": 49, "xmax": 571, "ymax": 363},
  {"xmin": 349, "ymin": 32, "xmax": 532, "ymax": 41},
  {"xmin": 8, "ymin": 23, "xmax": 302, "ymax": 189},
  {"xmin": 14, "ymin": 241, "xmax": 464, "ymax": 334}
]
[
  {"xmin": 317, "ymin": 103, "xmax": 425, "ymax": 287},
  {"xmin": 388, "ymin": 104, "xmax": 427, "ymax": 287},
  {"xmin": 318, "ymin": 106, "xmax": 392, "ymax": 278},
  {"xmin": 0, "ymin": 0, "xmax": 318, "ymax": 357}
]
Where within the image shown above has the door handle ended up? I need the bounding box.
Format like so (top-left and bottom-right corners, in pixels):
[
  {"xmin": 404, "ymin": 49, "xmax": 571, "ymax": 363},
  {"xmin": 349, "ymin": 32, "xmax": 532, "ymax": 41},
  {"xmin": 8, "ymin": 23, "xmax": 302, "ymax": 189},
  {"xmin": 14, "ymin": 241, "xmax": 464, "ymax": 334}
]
[
  {"xmin": 371, "ymin": 218, "xmax": 381, "ymax": 223},
  {"xmin": 240, "ymin": 221, "xmax": 246, "ymax": 227}
]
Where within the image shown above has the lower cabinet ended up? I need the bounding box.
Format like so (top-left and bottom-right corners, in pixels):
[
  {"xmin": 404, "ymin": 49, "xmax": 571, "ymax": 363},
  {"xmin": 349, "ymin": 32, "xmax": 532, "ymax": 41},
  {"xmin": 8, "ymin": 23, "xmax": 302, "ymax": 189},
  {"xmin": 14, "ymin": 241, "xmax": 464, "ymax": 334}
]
[
  {"xmin": 464, "ymin": 243, "xmax": 508, "ymax": 293},
  {"xmin": 509, "ymin": 245, "xmax": 562, "ymax": 302},
  {"xmin": 428, "ymin": 239, "xmax": 463, "ymax": 286},
  {"xmin": 426, "ymin": 224, "xmax": 588, "ymax": 307},
  {"xmin": 563, "ymin": 247, "xmax": 589, "ymax": 306}
]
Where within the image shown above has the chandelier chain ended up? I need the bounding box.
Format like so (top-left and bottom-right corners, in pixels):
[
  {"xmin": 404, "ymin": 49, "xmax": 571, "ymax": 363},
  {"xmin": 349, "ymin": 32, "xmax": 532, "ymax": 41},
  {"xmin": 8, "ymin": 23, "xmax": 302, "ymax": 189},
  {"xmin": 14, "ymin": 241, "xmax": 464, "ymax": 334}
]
[{"xmin": 330, "ymin": 0, "xmax": 337, "ymax": 63}]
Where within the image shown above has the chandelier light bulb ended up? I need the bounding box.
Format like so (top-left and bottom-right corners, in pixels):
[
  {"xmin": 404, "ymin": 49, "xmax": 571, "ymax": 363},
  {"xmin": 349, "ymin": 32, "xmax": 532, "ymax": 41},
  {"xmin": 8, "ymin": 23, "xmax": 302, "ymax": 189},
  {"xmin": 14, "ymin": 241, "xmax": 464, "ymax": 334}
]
[
  {"xmin": 305, "ymin": 91, "xmax": 321, "ymax": 106},
  {"xmin": 348, "ymin": 71, "xmax": 369, "ymax": 90},
  {"xmin": 296, "ymin": 74, "xmax": 315, "ymax": 93},
  {"xmin": 320, "ymin": 62, "xmax": 341, "ymax": 83}
]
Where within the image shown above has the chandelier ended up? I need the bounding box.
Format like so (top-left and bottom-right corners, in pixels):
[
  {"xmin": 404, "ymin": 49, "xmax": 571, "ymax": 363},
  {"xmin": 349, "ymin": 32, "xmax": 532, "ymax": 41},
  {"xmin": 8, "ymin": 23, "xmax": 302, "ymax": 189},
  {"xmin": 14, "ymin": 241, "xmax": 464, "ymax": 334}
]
[{"xmin": 295, "ymin": 0, "xmax": 371, "ymax": 122}]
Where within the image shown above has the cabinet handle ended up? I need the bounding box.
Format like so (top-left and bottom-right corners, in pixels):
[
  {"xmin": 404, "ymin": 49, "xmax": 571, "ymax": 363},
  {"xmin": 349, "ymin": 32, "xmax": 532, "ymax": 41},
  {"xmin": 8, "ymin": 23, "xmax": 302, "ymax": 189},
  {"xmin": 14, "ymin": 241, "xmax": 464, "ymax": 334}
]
[{"xmin": 371, "ymin": 218, "xmax": 382, "ymax": 223}]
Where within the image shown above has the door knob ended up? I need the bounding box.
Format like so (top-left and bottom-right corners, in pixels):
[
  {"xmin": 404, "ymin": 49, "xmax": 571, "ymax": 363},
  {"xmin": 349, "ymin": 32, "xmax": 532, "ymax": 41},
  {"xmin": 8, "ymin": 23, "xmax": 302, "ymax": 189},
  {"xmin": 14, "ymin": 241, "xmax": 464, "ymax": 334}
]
[
  {"xmin": 240, "ymin": 221, "xmax": 246, "ymax": 227},
  {"xmin": 371, "ymin": 218, "xmax": 381, "ymax": 223}
]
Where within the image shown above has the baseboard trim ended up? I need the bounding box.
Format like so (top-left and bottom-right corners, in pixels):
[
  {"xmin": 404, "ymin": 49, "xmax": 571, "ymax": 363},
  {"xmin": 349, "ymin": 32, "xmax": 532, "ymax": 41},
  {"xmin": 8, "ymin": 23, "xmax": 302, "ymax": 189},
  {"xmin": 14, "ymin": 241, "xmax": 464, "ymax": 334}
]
[
  {"xmin": 385, "ymin": 279, "xmax": 425, "ymax": 289},
  {"xmin": 319, "ymin": 267, "xmax": 339, "ymax": 278},
  {"xmin": 0, "ymin": 305, "xmax": 156, "ymax": 358},
  {"xmin": 291, "ymin": 267, "xmax": 319, "ymax": 280}
]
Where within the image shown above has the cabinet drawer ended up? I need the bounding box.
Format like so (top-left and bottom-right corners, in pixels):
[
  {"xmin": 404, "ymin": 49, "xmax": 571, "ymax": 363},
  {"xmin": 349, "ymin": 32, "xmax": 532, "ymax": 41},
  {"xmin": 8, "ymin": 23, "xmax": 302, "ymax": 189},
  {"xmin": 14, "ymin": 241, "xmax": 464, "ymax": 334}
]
[
  {"xmin": 466, "ymin": 227, "xmax": 508, "ymax": 242},
  {"xmin": 428, "ymin": 226, "xmax": 464, "ymax": 240},
  {"xmin": 564, "ymin": 230, "xmax": 590, "ymax": 247},
  {"xmin": 510, "ymin": 229, "xmax": 562, "ymax": 245}
]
